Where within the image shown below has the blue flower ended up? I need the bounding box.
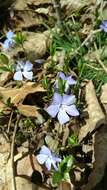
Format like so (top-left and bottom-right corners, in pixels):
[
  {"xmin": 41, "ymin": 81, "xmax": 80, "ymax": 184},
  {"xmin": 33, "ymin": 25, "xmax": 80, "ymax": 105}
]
[
  {"xmin": 13, "ymin": 60, "xmax": 33, "ymax": 81},
  {"xmin": 3, "ymin": 30, "xmax": 14, "ymax": 49},
  {"xmin": 100, "ymin": 20, "xmax": 107, "ymax": 33},
  {"xmin": 46, "ymin": 92, "xmax": 79, "ymax": 125},
  {"xmin": 54, "ymin": 72, "xmax": 76, "ymax": 93},
  {"xmin": 36, "ymin": 145, "xmax": 61, "ymax": 171}
]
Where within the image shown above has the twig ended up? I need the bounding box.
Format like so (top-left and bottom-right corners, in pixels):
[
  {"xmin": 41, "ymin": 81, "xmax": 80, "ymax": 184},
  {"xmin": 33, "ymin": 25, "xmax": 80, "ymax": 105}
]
[
  {"xmin": 11, "ymin": 114, "xmax": 20, "ymax": 190},
  {"xmin": 7, "ymin": 110, "xmax": 14, "ymax": 133},
  {"xmin": 51, "ymin": 0, "xmax": 63, "ymax": 28},
  {"xmin": 94, "ymin": 42, "xmax": 107, "ymax": 74}
]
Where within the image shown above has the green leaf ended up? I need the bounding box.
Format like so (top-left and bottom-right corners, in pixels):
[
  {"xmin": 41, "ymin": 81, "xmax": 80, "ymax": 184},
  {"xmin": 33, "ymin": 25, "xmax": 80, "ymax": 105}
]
[
  {"xmin": 0, "ymin": 53, "xmax": 9, "ymax": 65},
  {"xmin": 0, "ymin": 66, "xmax": 10, "ymax": 72},
  {"xmin": 14, "ymin": 32, "xmax": 26, "ymax": 45},
  {"xmin": 52, "ymin": 171, "xmax": 63, "ymax": 184},
  {"xmin": 59, "ymin": 156, "xmax": 74, "ymax": 174},
  {"xmin": 68, "ymin": 134, "xmax": 79, "ymax": 147},
  {"xmin": 42, "ymin": 76, "xmax": 49, "ymax": 89},
  {"xmin": 0, "ymin": 64, "xmax": 13, "ymax": 73},
  {"xmin": 66, "ymin": 156, "xmax": 74, "ymax": 169},
  {"xmin": 58, "ymin": 78, "xmax": 66, "ymax": 95}
]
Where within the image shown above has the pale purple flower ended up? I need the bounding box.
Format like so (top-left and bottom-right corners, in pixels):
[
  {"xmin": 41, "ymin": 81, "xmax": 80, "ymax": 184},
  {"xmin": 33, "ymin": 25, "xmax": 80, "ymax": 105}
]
[
  {"xmin": 46, "ymin": 92, "xmax": 79, "ymax": 125},
  {"xmin": 54, "ymin": 72, "xmax": 76, "ymax": 93},
  {"xmin": 100, "ymin": 20, "xmax": 107, "ymax": 33},
  {"xmin": 36, "ymin": 145, "xmax": 61, "ymax": 171},
  {"xmin": 3, "ymin": 30, "xmax": 14, "ymax": 49},
  {"xmin": 13, "ymin": 60, "xmax": 33, "ymax": 81}
]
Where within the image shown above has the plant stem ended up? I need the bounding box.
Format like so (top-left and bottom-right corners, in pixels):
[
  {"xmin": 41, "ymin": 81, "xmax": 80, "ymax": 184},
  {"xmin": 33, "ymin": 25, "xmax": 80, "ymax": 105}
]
[{"xmin": 51, "ymin": 0, "xmax": 63, "ymax": 28}]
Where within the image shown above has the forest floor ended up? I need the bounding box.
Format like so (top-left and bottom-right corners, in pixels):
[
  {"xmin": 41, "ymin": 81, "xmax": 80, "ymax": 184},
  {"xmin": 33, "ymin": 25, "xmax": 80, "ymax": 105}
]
[{"xmin": 0, "ymin": 0, "xmax": 107, "ymax": 190}]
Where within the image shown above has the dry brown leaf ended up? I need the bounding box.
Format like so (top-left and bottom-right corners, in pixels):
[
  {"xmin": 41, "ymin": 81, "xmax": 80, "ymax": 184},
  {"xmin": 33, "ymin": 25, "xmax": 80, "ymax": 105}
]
[
  {"xmin": 17, "ymin": 104, "xmax": 39, "ymax": 117},
  {"xmin": 78, "ymin": 80, "xmax": 105, "ymax": 142},
  {"xmin": 16, "ymin": 154, "xmax": 42, "ymax": 177},
  {"xmin": 8, "ymin": 31, "xmax": 50, "ymax": 62},
  {"xmin": 62, "ymin": 125, "xmax": 69, "ymax": 146},
  {"xmin": 57, "ymin": 181, "xmax": 74, "ymax": 190},
  {"xmin": 100, "ymin": 83, "xmax": 107, "ymax": 113},
  {"xmin": 81, "ymin": 124, "xmax": 107, "ymax": 190},
  {"xmin": 2, "ymin": 177, "xmax": 38, "ymax": 190},
  {"xmin": 15, "ymin": 0, "xmax": 51, "ymax": 10},
  {"xmin": 0, "ymin": 100, "xmax": 5, "ymax": 112},
  {"xmin": 0, "ymin": 82, "xmax": 45, "ymax": 105},
  {"xmin": 45, "ymin": 135, "xmax": 59, "ymax": 152},
  {"xmin": 0, "ymin": 72, "xmax": 12, "ymax": 87}
]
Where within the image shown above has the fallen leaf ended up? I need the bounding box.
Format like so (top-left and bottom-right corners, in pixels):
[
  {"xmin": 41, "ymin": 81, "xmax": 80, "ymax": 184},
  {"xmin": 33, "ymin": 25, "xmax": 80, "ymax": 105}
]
[
  {"xmin": 16, "ymin": 154, "xmax": 42, "ymax": 177},
  {"xmin": 62, "ymin": 125, "xmax": 69, "ymax": 147},
  {"xmin": 0, "ymin": 72, "xmax": 12, "ymax": 87},
  {"xmin": 57, "ymin": 180, "xmax": 74, "ymax": 190},
  {"xmin": 78, "ymin": 80, "xmax": 106, "ymax": 142},
  {"xmin": 100, "ymin": 83, "xmax": 107, "ymax": 113},
  {"xmin": 17, "ymin": 104, "xmax": 39, "ymax": 117},
  {"xmin": 0, "ymin": 82, "xmax": 45, "ymax": 105},
  {"xmin": 3, "ymin": 177, "xmax": 38, "ymax": 190},
  {"xmin": 81, "ymin": 124, "xmax": 107, "ymax": 190},
  {"xmin": 8, "ymin": 31, "xmax": 50, "ymax": 62},
  {"xmin": 45, "ymin": 135, "xmax": 59, "ymax": 152}
]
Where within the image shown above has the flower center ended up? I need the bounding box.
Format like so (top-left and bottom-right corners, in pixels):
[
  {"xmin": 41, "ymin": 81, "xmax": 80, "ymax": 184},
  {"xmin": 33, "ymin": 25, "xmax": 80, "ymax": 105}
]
[{"xmin": 60, "ymin": 104, "xmax": 66, "ymax": 111}]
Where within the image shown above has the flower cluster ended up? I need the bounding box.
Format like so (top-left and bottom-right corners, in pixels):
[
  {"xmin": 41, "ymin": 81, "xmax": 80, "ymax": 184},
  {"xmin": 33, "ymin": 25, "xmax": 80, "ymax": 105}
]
[
  {"xmin": 13, "ymin": 60, "xmax": 33, "ymax": 81},
  {"xmin": 36, "ymin": 145, "xmax": 61, "ymax": 171},
  {"xmin": 45, "ymin": 72, "xmax": 79, "ymax": 125}
]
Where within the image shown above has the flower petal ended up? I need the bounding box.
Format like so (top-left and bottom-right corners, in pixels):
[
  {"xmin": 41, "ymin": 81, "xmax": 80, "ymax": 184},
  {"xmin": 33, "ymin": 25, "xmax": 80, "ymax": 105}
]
[
  {"xmin": 101, "ymin": 20, "xmax": 107, "ymax": 27},
  {"xmin": 62, "ymin": 94, "xmax": 76, "ymax": 105},
  {"xmin": 52, "ymin": 93, "xmax": 62, "ymax": 105},
  {"xmin": 45, "ymin": 158, "xmax": 52, "ymax": 170},
  {"xmin": 52, "ymin": 161, "xmax": 58, "ymax": 171},
  {"xmin": 16, "ymin": 61, "xmax": 24, "ymax": 71},
  {"xmin": 40, "ymin": 145, "xmax": 51, "ymax": 156},
  {"xmin": 57, "ymin": 72, "xmax": 66, "ymax": 80},
  {"xmin": 36, "ymin": 154, "xmax": 48, "ymax": 164},
  {"xmin": 100, "ymin": 24, "xmax": 107, "ymax": 32},
  {"xmin": 6, "ymin": 30, "xmax": 14, "ymax": 39},
  {"xmin": 3, "ymin": 39, "xmax": 10, "ymax": 49},
  {"xmin": 52, "ymin": 154, "xmax": 61, "ymax": 163},
  {"xmin": 13, "ymin": 71, "xmax": 23, "ymax": 81},
  {"xmin": 24, "ymin": 61, "xmax": 33, "ymax": 71},
  {"xmin": 103, "ymin": 27, "xmax": 107, "ymax": 33},
  {"xmin": 54, "ymin": 80, "xmax": 58, "ymax": 91},
  {"xmin": 66, "ymin": 76, "xmax": 76, "ymax": 85},
  {"xmin": 57, "ymin": 109, "xmax": 70, "ymax": 124},
  {"xmin": 100, "ymin": 20, "xmax": 107, "ymax": 33},
  {"xmin": 65, "ymin": 105, "xmax": 79, "ymax": 116},
  {"xmin": 46, "ymin": 104, "xmax": 60, "ymax": 118},
  {"xmin": 22, "ymin": 71, "xmax": 33, "ymax": 80},
  {"xmin": 65, "ymin": 82, "xmax": 70, "ymax": 93}
]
